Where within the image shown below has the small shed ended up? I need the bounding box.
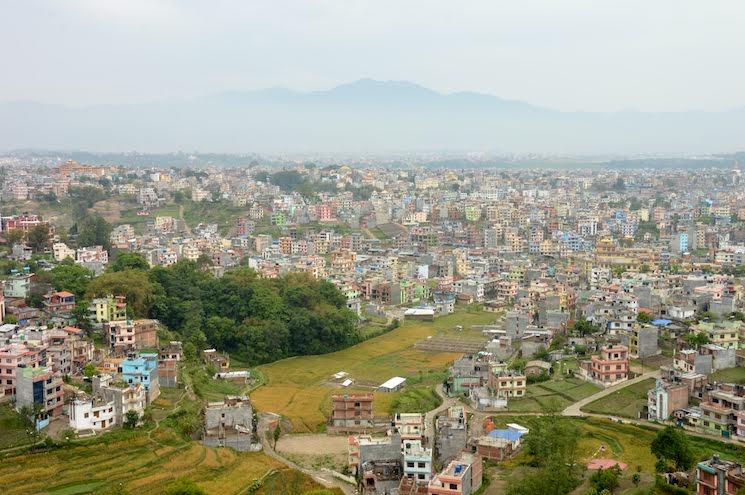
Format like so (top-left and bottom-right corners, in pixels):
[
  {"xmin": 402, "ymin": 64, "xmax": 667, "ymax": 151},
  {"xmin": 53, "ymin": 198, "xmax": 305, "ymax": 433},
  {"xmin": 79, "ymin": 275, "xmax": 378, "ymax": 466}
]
[{"xmin": 379, "ymin": 376, "xmax": 406, "ymax": 392}]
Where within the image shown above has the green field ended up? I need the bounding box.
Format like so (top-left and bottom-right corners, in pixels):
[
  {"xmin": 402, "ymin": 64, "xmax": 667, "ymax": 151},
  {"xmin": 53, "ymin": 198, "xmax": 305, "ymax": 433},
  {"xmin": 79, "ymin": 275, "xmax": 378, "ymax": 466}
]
[
  {"xmin": 581, "ymin": 378, "xmax": 656, "ymax": 418},
  {"xmin": 507, "ymin": 377, "xmax": 601, "ymax": 413},
  {"xmin": 490, "ymin": 416, "xmax": 745, "ymax": 474},
  {"xmin": 0, "ymin": 404, "xmax": 27, "ymax": 449},
  {"xmin": 710, "ymin": 367, "xmax": 745, "ymax": 384},
  {"xmin": 251, "ymin": 311, "xmax": 496, "ymax": 432}
]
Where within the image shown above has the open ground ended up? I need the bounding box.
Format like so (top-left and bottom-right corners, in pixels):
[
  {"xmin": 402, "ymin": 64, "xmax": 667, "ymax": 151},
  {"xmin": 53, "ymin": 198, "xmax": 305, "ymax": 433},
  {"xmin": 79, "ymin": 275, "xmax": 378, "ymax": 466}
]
[{"xmin": 251, "ymin": 311, "xmax": 496, "ymax": 432}]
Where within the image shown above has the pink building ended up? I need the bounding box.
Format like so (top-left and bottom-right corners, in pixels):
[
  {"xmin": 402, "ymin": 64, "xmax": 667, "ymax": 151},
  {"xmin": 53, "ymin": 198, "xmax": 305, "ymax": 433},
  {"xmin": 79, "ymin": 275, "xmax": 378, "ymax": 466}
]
[
  {"xmin": 0, "ymin": 344, "xmax": 42, "ymax": 397},
  {"xmin": 580, "ymin": 344, "xmax": 629, "ymax": 387}
]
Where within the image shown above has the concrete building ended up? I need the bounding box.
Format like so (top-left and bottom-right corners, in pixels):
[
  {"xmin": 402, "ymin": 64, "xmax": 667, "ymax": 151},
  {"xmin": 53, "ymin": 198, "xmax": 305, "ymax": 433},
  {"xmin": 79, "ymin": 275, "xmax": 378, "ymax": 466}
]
[
  {"xmin": 579, "ymin": 344, "xmax": 629, "ymax": 388},
  {"xmin": 104, "ymin": 319, "xmax": 158, "ymax": 355},
  {"xmin": 331, "ymin": 393, "xmax": 374, "ymax": 429},
  {"xmin": 395, "ymin": 412, "xmax": 425, "ymax": 442},
  {"xmin": 15, "ymin": 366, "xmax": 64, "ymax": 427},
  {"xmin": 428, "ymin": 452, "xmax": 482, "ymax": 495},
  {"xmin": 627, "ymin": 324, "xmax": 659, "ymax": 359},
  {"xmin": 203, "ymin": 396, "xmax": 255, "ymax": 451},
  {"xmin": 403, "ymin": 439, "xmax": 433, "ymax": 482},
  {"xmin": 121, "ymin": 353, "xmax": 160, "ymax": 403},
  {"xmin": 89, "ymin": 295, "xmax": 127, "ymax": 324},
  {"xmin": 647, "ymin": 378, "xmax": 689, "ymax": 421},
  {"xmin": 93, "ymin": 374, "xmax": 147, "ymax": 426},
  {"xmin": 696, "ymin": 455, "xmax": 745, "ymax": 495},
  {"xmin": 68, "ymin": 396, "xmax": 116, "ymax": 431},
  {"xmin": 435, "ymin": 406, "xmax": 467, "ymax": 465}
]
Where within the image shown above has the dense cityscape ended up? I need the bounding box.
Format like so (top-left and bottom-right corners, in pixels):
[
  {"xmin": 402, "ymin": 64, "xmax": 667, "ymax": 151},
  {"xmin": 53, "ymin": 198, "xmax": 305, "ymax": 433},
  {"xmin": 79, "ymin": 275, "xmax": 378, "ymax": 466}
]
[{"xmin": 0, "ymin": 153, "xmax": 743, "ymax": 494}]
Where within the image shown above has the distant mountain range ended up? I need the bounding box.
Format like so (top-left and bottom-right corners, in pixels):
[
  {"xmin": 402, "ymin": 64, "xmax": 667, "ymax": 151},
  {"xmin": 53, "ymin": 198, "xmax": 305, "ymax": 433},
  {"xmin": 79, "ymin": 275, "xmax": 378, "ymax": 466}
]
[{"xmin": 1, "ymin": 79, "xmax": 744, "ymax": 154}]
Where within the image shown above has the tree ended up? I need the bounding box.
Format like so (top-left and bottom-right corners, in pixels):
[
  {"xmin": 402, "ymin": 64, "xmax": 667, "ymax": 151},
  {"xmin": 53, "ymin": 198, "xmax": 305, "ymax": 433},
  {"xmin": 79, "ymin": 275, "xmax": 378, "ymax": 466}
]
[
  {"xmin": 273, "ymin": 424, "xmax": 282, "ymax": 449},
  {"xmin": 589, "ymin": 466, "xmax": 621, "ymax": 493},
  {"xmin": 26, "ymin": 225, "xmax": 50, "ymax": 252},
  {"xmin": 124, "ymin": 410, "xmax": 140, "ymax": 429},
  {"xmin": 632, "ymin": 473, "xmax": 641, "ymax": 487},
  {"xmin": 19, "ymin": 404, "xmax": 45, "ymax": 448},
  {"xmin": 164, "ymin": 479, "xmax": 206, "ymax": 495},
  {"xmin": 50, "ymin": 262, "xmax": 94, "ymax": 298},
  {"xmin": 75, "ymin": 214, "xmax": 112, "ymax": 250},
  {"xmin": 87, "ymin": 269, "xmax": 155, "ymax": 316},
  {"xmin": 684, "ymin": 332, "xmax": 709, "ymax": 349},
  {"xmin": 651, "ymin": 426, "xmax": 694, "ymax": 471},
  {"xmin": 533, "ymin": 346, "xmax": 551, "ymax": 361},
  {"xmin": 572, "ymin": 317, "xmax": 599, "ymax": 337},
  {"xmin": 4, "ymin": 228, "xmax": 24, "ymax": 246},
  {"xmin": 83, "ymin": 363, "xmax": 98, "ymax": 378},
  {"xmin": 637, "ymin": 311, "xmax": 652, "ymax": 324},
  {"xmin": 109, "ymin": 252, "xmax": 150, "ymax": 272}
]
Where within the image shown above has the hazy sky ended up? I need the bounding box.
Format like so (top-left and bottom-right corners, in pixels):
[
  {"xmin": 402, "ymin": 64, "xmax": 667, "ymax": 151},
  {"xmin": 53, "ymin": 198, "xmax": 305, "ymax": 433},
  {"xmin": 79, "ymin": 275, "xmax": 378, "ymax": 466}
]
[{"xmin": 2, "ymin": 0, "xmax": 745, "ymax": 112}]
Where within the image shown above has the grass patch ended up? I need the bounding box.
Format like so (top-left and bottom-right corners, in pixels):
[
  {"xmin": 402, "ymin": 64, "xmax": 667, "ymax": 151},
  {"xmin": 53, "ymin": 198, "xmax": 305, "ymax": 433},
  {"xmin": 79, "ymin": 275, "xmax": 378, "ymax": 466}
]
[
  {"xmin": 581, "ymin": 378, "xmax": 656, "ymax": 418},
  {"xmin": 391, "ymin": 387, "xmax": 442, "ymax": 414},
  {"xmin": 710, "ymin": 367, "xmax": 745, "ymax": 384},
  {"xmin": 252, "ymin": 311, "xmax": 493, "ymax": 432},
  {"xmin": 507, "ymin": 377, "xmax": 600, "ymax": 413},
  {"xmin": 489, "ymin": 416, "xmax": 745, "ymax": 474},
  {"xmin": 0, "ymin": 404, "xmax": 28, "ymax": 449}
]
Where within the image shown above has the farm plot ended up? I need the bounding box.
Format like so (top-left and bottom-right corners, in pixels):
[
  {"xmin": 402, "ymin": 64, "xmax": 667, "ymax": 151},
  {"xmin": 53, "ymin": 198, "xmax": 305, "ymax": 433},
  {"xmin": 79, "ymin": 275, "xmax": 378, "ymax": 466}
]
[{"xmin": 251, "ymin": 311, "xmax": 493, "ymax": 432}]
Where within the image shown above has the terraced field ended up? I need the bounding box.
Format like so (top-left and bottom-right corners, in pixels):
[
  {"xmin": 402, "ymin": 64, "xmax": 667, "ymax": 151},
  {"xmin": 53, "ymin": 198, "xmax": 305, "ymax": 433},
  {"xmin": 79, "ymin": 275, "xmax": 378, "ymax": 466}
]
[
  {"xmin": 252, "ymin": 311, "xmax": 496, "ymax": 432},
  {"xmin": 0, "ymin": 428, "xmax": 289, "ymax": 495}
]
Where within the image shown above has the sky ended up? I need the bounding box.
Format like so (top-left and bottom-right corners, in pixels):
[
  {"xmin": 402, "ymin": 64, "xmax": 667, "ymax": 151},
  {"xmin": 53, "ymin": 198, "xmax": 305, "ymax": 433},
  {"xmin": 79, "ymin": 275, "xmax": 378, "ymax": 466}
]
[{"xmin": 2, "ymin": 0, "xmax": 745, "ymax": 112}]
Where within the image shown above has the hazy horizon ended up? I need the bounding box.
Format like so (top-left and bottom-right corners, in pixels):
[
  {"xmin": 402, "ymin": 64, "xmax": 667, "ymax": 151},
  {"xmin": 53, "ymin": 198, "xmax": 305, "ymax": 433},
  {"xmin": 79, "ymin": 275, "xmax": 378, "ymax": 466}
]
[{"xmin": 3, "ymin": 1, "xmax": 745, "ymax": 113}]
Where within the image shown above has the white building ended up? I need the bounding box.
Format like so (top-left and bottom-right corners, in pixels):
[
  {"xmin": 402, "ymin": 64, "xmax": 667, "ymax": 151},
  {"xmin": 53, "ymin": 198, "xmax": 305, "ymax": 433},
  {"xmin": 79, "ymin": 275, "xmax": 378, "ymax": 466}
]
[
  {"xmin": 52, "ymin": 242, "xmax": 75, "ymax": 262},
  {"xmin": 69, "ymin": 397, "xmax": 116, "ymax": 431},
  {"xmin": 403, "ymin": 439, "xmax": 433, "ymax": 482}
]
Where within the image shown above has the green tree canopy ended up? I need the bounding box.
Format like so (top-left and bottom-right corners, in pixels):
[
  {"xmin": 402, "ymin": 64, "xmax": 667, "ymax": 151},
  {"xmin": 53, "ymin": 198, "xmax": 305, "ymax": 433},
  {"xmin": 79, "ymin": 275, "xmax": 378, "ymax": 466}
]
[
  {"xmin": 50, "ymin": 262, "xmax": 95, "ymax": 298},
  {"xmin": 650, "ymin": 426, "xmax": 694, "ymax": 471},
  {"xmin": 109, "ymin": 252, "xmax": 150, "ymax": 272},
  {"xmin": 87, "ymin": 269, "xmax": 156, "ymax": 316}
]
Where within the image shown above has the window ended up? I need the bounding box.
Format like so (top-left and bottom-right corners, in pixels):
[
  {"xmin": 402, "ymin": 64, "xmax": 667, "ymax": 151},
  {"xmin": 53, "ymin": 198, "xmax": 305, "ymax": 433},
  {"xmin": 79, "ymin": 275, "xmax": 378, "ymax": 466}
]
[
  {"xmin": 407, "ymin": 462, "xmax": 414, "ymax": 468},
  {"xmin": 418, "ymin": 462, "xmax": 425, "ymax": 468},
  {"xmin": 418, "ymin": 474, "xmax": 425, "ymax": 480},
  {"xmin": 449, "ymin": 484, "xmax": 458, "ymax": 490}
]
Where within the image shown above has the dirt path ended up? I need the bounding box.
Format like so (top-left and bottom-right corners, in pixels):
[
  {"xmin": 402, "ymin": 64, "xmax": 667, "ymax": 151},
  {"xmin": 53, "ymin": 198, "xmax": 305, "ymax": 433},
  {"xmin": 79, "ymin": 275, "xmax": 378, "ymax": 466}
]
[{"xmin": 257, "ymin": 414, "xmax": 355, "ymax": 495}]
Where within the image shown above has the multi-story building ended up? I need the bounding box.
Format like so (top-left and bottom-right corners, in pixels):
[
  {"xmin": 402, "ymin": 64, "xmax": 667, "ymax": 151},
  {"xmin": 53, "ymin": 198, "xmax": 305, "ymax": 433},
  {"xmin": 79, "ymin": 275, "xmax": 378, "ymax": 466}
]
[
  {"xmin": 394, "ymin": 412, "xmax": 425, "ymax": 442},
  {"xmin": 0, "ymin": 344, "xmax": 41, "ymax": 397},
  {"xmin": 42, "ymin": 291, "xmax": 76, "ymax": 316},
  {"xmin": 428, "ymin": 452, "xmax": 483, "ymax": 495},
  {"xmin": 15, "ymin": 366, "xmax": 65, "ymax": 427},
  {"xmin": 491, "ymin": 372, "xmax": 527, "ymax": 399},
  {"xmin": 121, "ymin": 353, "xmax": 160, "ymax": 403},
  {"xmin": 89, "ymin": 295, "xmax": 127, "ymax": 324},
  {"xmin": 93, "ymin": 374, "xmax": 147, "ymax": 426},
  {"xmin": 699, "ymin": 384, "xmax": 745, "ymax": 437},
  {"xmin": 331, "ymin": 393, "xmax": 374, "ymax": 429},
  {"xmin": 647, "ymin": 378, "xmax": 689, "ymax": 421},
  {"xmin": 104, "ymin": 319, "xmax": 158, "ymax": 355},
  {"xmin": 52, "ymin": 242, "xmax": 76, "ymax": 262},
  {"xmin": 403, "ymin": 439, "xmax": 433, "ymax": 483},
  {"xmin": 579, "ymin": 344, "xmax": 629, "ymax": 388},
  {"xmin": 696, "ymin": 455, "xmax": 745, "ymax": 495},
  {"xmin": 68, "ymin": 396, "xmax": 116, "ymax": 431}
]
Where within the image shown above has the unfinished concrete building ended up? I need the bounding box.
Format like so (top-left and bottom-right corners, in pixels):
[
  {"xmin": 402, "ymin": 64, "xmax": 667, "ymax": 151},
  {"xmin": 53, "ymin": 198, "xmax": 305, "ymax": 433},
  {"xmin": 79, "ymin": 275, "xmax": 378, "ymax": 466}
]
[{"xmin": 202, "ymin": 396, "xmax": 256, "ymax": 451}]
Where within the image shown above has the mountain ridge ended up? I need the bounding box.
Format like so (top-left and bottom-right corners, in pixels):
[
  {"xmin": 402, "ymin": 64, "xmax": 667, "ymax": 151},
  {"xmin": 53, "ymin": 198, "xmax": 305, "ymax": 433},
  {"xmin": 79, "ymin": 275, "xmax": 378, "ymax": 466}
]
[{"xmin": 1, "ymin": 79, "xmax": 743, "ymax": 153}]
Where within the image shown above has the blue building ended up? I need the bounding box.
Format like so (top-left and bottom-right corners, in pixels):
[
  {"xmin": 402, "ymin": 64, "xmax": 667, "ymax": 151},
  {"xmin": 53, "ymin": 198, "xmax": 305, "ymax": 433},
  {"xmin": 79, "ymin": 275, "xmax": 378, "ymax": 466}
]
[{"xmin": 121, "ymin": 352, "xmax": 160, "ymax": 403}]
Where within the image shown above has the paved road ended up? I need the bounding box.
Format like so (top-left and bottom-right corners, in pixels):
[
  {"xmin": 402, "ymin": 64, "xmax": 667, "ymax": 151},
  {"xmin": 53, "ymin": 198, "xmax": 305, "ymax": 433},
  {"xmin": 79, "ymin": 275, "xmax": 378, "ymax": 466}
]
[{"xmin": 562, "ymin": 370, "xmax": 661, "ymax": 416}]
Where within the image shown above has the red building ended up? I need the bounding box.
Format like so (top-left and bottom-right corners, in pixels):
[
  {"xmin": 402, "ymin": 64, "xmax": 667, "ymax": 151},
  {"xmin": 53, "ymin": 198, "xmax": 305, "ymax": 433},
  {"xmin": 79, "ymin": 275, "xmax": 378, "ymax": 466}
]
[{"xmin": 331, "ymin": 393, "xmax": 374, "ymax": 429}]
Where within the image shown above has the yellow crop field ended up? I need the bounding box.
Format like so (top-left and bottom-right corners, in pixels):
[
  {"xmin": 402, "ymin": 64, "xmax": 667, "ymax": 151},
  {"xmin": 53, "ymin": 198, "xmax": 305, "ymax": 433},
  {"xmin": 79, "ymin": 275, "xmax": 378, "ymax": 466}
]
[
  {"xmin": 0, "ymin": 431, "xmax": 325, "ymax": 495},
  {"xmin": 252, "ymin": 311, "xmax": 496, "ymax": 432}
]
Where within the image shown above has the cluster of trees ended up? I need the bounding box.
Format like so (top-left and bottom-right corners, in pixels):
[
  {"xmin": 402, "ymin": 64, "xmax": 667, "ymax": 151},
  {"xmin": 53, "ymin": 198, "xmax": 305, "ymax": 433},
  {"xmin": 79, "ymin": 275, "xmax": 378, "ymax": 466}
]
[
  {"xmin": 53, "ymin": 255, "xmax": 359, "ymax": 365},
  {"xmin": 507, "ymin": 418, "xmax": 581, "ymax": 495}
]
